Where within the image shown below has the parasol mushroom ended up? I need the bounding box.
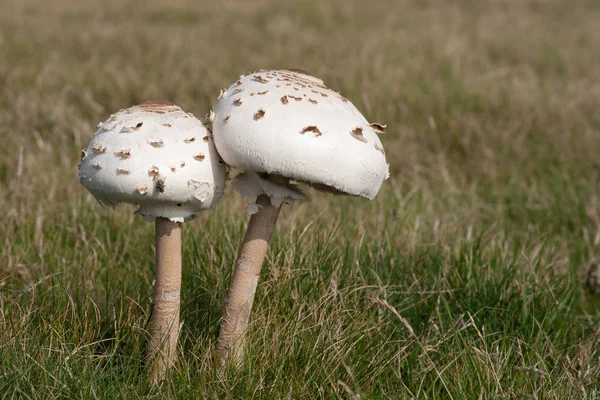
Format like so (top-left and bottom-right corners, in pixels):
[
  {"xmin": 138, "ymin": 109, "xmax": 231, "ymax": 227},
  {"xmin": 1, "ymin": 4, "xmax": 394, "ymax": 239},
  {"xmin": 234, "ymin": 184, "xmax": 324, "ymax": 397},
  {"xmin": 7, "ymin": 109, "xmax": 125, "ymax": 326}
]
[
  {"xmin": 211, "ymin": 69, "xmax": 389, "ymax": 366},
  {"xmin": 78, "ymin": 101, "xmax": 225, "ymax": 380}
]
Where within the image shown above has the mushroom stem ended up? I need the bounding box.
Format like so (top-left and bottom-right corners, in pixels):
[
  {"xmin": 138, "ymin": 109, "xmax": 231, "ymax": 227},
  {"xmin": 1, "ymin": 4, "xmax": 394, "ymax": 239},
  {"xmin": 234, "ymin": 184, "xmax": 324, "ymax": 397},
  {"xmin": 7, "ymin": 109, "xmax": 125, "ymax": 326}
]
[
  {"xmin": 217, "ymin": 194, "xmax": 281, "ymax": 366},
  {"xmin": 148, "ymin": 217, "xmax": 182, "ymax": 382}
]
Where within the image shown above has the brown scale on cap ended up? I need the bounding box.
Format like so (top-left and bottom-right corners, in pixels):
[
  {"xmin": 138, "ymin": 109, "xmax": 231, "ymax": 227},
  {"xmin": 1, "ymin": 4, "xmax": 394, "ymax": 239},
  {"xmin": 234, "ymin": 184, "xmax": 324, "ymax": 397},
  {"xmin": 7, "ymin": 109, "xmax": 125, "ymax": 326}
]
[
  {"xmin": 369, "ymin": 123, "xmax": 387, "ymax": 134},
  {"xmin": 91, "ymin": 144, "xmax": 107, "ymax": 154},
  {"xmin": 308, "ymin": 98, "xmax": 318, "ymax": 104},
  {"xmin": 374, "ymin": 143, "xmax": 385, "ymax": 155},
  {"xmin": 300, "ymin": 126, "xmax": 322, "ymax": 137},
  {"xmin": 149, "ymin": 139, "xmax": 164, "ymax": 148},
  {"xmin": 203, "ymin": 136, "xmax": 210, "ymax": 143},
  {"xmin": 288, "ymin": 95, "xmax": 302, "ymax": 101},
  {"xmin": 233, "ymin": 98, "xmax": 243, "ymax": 106},
  {"xmin": 280, "ymin": 96, "xmax": 289, "ymax": 105},
  {"xmin": 92, "ymin": 161, "xmax": 102, "ymax": 169},
  {"xmin": 180, "ymin": 161, "xmax": 186, "ymax": 168},
  {"xmin": 281, "ymin": 69, "xmax": 325, "ymax": 85},
  {"xmin": 235, "ymin": 81, "xmax": 242, "ymax": 86},
  {"xmin": 140, "ymin": 99, "xmax": 175, "ymax": 108},
  {"xmin": 162, "ymin": 123, "xmax": 172, "ymax": 128},
  {"xmin": 223, "ymin": 115, "xmax": 231, "ymax": 122},
  {"xmin": 117, "ymin": 168, "xmax": 131, "ymax": 175},
  {"xmin": 252, "ymin": 75, "xmax": 269, "ymax": 84},
  {"xmin": 80, "ymin": 150, "xmax": 87, "ymax": 161},
  {"xmin": 250, "ymin": 90, "xmax": 269, "ymax": 96},
  {"xmin": 254, "ymin": 109, "xmax": 266, "ymax": 120},
  {"xmin": 139, "ymin": 100, "xmax": 178, "ymax": 114},
  {"xmin": 194, "ymin": 153, "xmax": 206, "ymax": 161},
  {"xmin": 351, "ymin": 128, "xmax": 368, "ymax": 143},
  {"xmin": 148, "ymin": 166, "xmax": 160, "ymax": 176},
  {"xmin": 184, "ymin": 138, "xmax": 196, "ymax": 143},
  {"xmin": 137, "ymin": 186, "xmax": 149, "ymax": 195},
  {"xmin": 116, "ymin": 149, "xmax": 132, "ymax": 158},
  {"xmin": 233, "ymin": 88, "xmax": 244, "ymax": 94}
]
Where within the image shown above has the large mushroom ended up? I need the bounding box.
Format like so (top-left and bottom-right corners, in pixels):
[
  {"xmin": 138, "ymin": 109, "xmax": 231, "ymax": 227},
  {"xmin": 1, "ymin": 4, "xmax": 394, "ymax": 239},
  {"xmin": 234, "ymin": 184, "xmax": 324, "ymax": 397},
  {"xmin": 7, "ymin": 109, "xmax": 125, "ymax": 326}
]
[
  {"xmin": 78, "ymin": 101, "xmax": 225, "ymax": 380},
  {"xmin": 211, "ymin": 69, "xmax": 389, "ymax": 365}
]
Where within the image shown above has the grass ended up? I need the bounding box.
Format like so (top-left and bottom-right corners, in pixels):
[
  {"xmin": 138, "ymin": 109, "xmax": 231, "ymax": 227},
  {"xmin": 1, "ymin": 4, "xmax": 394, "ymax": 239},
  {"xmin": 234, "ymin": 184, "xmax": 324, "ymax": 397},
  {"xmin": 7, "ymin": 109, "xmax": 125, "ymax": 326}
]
[{"xmin": 1, "ymin": 0, "xmax": 600, "ymax": 397}]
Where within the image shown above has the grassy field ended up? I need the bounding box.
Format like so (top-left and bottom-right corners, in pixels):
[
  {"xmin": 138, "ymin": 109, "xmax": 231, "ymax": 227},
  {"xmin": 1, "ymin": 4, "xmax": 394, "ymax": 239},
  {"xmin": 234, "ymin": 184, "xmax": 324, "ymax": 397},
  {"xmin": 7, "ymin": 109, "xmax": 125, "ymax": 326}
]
[{"xmin": 1, "ymin": 0, "xmax": 600, "ymax": 398}]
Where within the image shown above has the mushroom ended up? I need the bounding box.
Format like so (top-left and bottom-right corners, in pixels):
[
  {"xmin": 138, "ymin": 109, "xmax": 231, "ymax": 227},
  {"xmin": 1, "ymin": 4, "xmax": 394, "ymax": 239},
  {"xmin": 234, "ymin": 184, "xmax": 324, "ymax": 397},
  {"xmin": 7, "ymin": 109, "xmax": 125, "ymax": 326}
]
[
  {"xmin": 78, "ymin": 101, "xmax": 226, "ymax": 381},
  {"xmin": 211, "ymin": 69, "xmax": 389, "ymax": 365}
]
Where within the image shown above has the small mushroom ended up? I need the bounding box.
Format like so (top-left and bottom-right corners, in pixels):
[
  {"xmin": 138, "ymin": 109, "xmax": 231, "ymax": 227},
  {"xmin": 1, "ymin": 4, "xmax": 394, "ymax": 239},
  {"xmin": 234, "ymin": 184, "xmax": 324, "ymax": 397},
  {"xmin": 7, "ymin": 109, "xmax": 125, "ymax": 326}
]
[{"xmin": 78, "ymin": 102, "xmax": 226, "ymax": 383}]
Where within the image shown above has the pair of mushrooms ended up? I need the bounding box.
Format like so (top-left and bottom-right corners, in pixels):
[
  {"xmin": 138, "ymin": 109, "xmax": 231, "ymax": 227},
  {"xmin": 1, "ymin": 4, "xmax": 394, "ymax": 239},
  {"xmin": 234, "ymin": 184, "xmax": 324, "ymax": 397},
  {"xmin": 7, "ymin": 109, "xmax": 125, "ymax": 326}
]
[{"xmin": 79, "ymin": 69, "xmax": 389, "ymax": 380}]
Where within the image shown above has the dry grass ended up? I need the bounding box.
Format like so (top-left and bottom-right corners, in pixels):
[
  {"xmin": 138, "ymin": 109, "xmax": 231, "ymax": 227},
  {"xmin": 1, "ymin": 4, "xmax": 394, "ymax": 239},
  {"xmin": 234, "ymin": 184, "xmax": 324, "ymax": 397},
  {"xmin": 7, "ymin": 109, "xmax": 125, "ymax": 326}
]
[{"xmin": 1, "ymin": 0, "xmax": 600, "ymax": 398}]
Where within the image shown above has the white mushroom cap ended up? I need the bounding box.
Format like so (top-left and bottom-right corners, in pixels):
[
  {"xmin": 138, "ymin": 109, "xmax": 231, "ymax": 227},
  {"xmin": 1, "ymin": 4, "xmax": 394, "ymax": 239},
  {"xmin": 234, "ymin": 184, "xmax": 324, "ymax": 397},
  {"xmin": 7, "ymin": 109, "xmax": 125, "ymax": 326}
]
[
  {"xmin": 211, "ymin": 69, "xmax": 389, "ymax": 202},
  {"xmin": 78, "ymin": 101, "xmax": 226, "ymax": 222}
]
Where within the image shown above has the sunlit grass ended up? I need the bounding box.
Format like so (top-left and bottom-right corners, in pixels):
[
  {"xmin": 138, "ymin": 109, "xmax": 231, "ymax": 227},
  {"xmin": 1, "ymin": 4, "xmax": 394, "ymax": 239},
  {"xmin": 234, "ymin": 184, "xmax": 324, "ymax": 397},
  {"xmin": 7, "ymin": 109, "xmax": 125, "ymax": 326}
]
[{"xmin": 1, "ymin": 0, "xmax": 600, "ymax": 398}]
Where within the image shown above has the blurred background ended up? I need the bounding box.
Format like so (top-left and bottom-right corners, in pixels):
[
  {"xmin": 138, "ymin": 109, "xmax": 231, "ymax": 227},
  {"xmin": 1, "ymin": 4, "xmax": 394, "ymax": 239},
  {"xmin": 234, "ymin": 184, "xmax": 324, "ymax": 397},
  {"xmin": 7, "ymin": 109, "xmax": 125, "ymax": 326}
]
[{"xmin": 1, "ymin": 0, "xmax": 600, "ymax": 397}]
